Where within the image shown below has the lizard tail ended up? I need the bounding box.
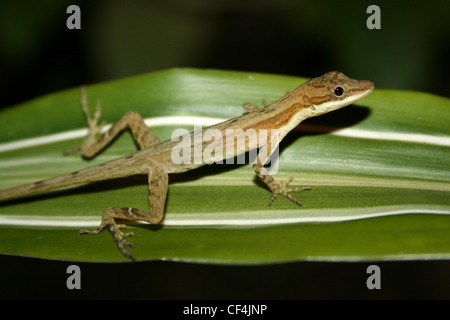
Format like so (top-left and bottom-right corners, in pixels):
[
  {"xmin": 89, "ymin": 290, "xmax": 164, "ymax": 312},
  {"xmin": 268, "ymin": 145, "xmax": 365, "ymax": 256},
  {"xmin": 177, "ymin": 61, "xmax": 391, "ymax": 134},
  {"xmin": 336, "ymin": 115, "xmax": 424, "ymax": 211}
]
[
  {"xmin": 0, "ymin": 167, "xmax": 102, "ymax": 202},
  {"xmin": 0, "ymin": 157, "xmax": 142, "ymax": 202}
]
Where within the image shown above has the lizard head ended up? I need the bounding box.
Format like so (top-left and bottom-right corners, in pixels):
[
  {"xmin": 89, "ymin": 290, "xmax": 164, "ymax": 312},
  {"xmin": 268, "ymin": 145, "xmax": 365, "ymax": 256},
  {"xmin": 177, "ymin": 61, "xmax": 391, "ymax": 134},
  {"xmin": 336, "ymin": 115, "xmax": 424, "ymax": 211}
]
[{"xmin": 301, "ymin": 71, "xmax": 374, "ymax": 117}]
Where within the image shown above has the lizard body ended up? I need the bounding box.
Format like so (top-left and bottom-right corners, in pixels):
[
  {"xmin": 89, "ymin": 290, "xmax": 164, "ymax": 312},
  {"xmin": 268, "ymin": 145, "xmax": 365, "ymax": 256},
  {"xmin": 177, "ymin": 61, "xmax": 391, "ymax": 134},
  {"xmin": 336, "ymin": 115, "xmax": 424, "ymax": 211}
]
[{"xmin": 0, "ymin": 71, "xmax": 374, "ymax": 260}]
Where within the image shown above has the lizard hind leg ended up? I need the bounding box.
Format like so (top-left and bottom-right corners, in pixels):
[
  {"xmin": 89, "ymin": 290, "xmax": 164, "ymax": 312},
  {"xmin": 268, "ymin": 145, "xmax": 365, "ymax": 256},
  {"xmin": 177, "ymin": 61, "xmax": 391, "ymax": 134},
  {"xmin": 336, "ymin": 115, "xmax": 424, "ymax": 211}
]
[
  {"xmin": 65, "ymin": 87, "xmax": 160, "ymax": 157},
  {"xmin": 78, "ymin": 164, "xmax": 168, "ymax": 261},
  {"xmin": 78, "ymin": 205, "xmax": 164, "ymax": 261}
]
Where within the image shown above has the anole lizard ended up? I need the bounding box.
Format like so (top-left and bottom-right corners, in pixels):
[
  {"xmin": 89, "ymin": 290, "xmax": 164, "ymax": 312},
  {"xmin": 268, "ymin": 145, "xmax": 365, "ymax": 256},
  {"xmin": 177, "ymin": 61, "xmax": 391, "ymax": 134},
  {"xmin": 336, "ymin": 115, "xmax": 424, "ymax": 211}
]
[{"xmin": 0, "ymin": 71, "xmax": 374, "ymax": 260}]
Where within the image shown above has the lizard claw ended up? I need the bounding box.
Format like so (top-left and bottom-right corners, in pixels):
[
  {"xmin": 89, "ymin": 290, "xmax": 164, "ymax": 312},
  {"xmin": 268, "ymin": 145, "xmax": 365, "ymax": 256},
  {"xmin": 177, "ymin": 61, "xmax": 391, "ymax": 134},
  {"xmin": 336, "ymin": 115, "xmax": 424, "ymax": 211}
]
[
  {"xmin": 268, "ymin": 176, "xmax": 311, "ymax": 207},
  {"xmin": 63, "ymin": 146, "xmax": 81, "ymax": 156},
  {"xmin": 243, "ymin": 103, "xmax": 260, "ymax": 113},
  {"xmin": 64, "ymin": 88, "xmax": 107, "ymax": 157},
  {"xmin": 78, "ymin": 214, "xmax": 136, "ymax": 261},
  {"xmin": 84, "ymin": 99, "xmax": 106, "ymax": 139}
]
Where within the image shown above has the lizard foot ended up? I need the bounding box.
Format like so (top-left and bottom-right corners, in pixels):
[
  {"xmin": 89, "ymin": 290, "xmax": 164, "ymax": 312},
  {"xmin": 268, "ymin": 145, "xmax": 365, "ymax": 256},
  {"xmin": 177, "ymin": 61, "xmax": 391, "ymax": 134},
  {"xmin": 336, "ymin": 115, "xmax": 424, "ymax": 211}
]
[
  {"xmin": 63, "ymin": 87, "xmax": 106, "ymax": 156},
  {"xmin": 243, "ymin": 103, "xmax": 260, "ymax": 113},
  {"xmin": 78, "ymin": 209, "xmax": 136, "ymax": 261},
  {"xmin": 82, "ymin": 88, "xmax": 106, "ymax": 145},
  {"xmin": 268, "ymin": 177, "xmax": 311, "ymax": 207}
]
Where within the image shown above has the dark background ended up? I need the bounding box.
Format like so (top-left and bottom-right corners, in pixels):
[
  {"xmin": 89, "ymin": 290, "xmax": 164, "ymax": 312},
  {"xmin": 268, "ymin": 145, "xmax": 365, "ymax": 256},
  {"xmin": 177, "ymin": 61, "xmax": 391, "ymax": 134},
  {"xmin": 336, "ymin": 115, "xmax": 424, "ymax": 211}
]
[
  {"xmin": 1, "ymin": 255, "xmax": 450, "ymax": 299},
  {"xmin": 0, "ymin": 0, "xmax": 448, "ymax": 110},
  {"xmin": 0, "ymin": 0, "xmax": 449, "ymax": 300}
]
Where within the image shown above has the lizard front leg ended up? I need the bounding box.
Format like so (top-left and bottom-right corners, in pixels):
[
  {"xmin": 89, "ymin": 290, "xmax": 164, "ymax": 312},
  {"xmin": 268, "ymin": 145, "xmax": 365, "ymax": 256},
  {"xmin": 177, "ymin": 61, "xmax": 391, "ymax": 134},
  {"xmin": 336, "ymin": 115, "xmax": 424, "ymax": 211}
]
[
  {"xmin": 254, "ymin": 142, "xmax": 311, "ymax": 207},
  {"xmin": 78, "ymin": 162, "xmax": 168, "ymax": 261}
]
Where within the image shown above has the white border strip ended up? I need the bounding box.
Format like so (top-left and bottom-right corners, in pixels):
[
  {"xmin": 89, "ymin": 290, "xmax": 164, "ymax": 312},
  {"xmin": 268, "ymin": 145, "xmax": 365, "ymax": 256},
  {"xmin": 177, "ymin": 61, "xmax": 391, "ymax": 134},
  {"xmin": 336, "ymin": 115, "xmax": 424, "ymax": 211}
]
[
  {"xmin": 164, "ymin": 208, "xmax": 450, "ymax": 226},
  {"xmin": 0, "ymin": 115, "xmax": 449, "ymax": 153},
  {"xmin": 0, "ymin": 116, "xmax": 224, "ymax": 153},
  {"xmin": 0, "ymin": 208, "xmax": 448, "ymax": 228},
  {"xmin": 333, "ymin": 127, "xmax": 450, "ymax": 146}
]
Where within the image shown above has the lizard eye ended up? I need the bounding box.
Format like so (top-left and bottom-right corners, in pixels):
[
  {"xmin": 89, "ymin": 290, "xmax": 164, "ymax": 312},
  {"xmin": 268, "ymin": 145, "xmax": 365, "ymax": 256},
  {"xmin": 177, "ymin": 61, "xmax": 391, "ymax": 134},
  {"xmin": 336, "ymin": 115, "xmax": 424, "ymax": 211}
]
[{"xmin": 333, "ymin": 86, "xmax": 344, "ymax": 97}]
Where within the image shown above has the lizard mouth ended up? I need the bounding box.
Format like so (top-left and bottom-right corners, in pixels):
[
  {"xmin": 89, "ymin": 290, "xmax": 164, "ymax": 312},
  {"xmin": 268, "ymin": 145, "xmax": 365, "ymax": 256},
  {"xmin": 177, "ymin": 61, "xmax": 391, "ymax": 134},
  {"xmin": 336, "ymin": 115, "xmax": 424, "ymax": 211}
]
[
  {"xmin": 350, "ymin": 80, "xmax": 374, "ymax": 102},
  {"xmin": 342, "ymin": 79, "xmax": 375, "ymax": 106},
  {"xmin": 311, "ymin": 80, "xmax": 374, "ymax": 116}
]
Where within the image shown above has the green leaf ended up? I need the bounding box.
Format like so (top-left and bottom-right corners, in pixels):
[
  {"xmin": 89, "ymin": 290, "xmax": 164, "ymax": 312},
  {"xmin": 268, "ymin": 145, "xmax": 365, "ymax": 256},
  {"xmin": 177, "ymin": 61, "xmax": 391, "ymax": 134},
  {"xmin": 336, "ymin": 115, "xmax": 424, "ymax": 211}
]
[{"xmin": 0, "ymin": 69, "xmax": 449, "ymax": 263}]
